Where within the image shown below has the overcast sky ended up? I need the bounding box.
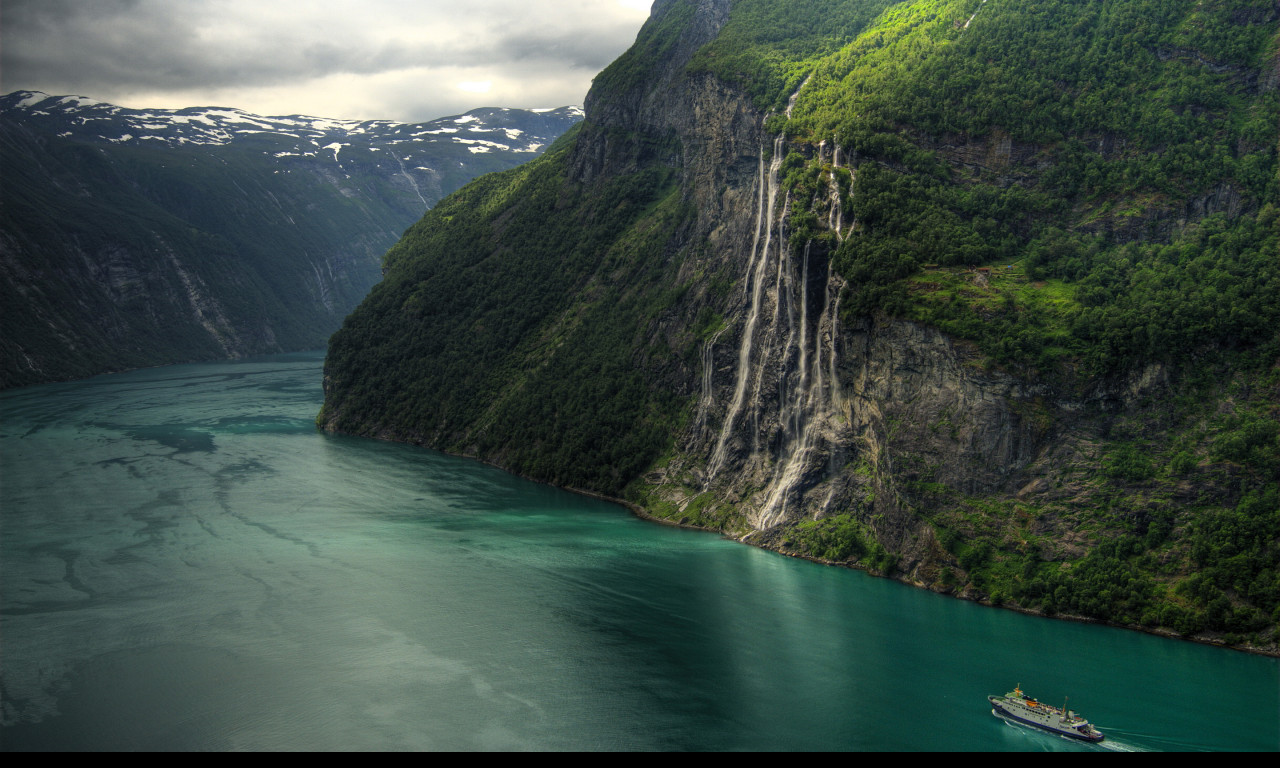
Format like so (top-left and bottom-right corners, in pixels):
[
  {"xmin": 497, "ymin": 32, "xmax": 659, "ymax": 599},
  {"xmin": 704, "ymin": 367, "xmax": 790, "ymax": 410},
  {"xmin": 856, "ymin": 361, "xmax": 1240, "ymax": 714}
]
[{"xmin": 2, "ymin": 0, "xmax": 653, "ymax": 122}]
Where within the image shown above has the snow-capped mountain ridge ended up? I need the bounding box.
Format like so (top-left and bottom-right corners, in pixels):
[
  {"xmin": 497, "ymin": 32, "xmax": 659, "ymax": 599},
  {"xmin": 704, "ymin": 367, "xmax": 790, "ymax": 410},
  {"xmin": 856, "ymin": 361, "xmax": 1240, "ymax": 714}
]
[{"xmin": 3, "ymin": 90, "xmax": 583, "ymax": 156}]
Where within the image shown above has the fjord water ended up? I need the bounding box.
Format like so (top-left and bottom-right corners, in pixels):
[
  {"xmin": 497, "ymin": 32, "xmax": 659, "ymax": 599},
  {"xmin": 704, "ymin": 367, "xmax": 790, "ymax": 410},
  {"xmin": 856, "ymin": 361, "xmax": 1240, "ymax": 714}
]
[{"xmin": 2, "ymin": 353, "xmax": 1276, "ymax": 751}]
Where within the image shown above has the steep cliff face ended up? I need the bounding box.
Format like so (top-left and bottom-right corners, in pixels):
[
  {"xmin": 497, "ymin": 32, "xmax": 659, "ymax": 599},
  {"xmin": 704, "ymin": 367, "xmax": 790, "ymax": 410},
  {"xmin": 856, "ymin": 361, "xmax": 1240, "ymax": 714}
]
[
  {"xmin": 561, "ymin": 1, "xmax": 1090, "ymax": 576},
  {"xmin": 323, "ymin": 0, "xmax": 1279, "ymax": 650},
  {"xmin": 608, "ymin": 72, "xmax": 1047, "ymax": 580}
]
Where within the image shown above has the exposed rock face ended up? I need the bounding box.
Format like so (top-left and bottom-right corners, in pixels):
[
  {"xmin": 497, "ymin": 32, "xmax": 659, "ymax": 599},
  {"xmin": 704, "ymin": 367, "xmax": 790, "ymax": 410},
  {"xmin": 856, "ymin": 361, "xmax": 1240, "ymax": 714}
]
[
  {"xmin": 566, "ymin": 0, "xmax": 1176, "ymax": 584},
  {"xmin": 557, "ymin": 0, "xmax": 905, "ymax": 555},
  {"xmin": 574, "ymin": 2, "xmax": 748, "ymax": 186}
]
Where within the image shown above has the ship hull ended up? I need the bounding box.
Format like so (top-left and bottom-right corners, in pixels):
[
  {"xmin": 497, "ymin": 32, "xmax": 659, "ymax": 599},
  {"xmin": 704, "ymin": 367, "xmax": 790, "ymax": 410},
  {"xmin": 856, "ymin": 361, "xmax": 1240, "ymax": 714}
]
[{"xmin": 989, "ymin": 696, "xmax": 1105, "ymax": 743}]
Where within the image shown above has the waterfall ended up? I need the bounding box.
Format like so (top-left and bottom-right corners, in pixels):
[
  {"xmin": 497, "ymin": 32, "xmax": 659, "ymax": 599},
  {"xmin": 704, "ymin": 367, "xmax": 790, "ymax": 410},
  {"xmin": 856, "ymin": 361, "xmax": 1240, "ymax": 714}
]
[
  {"xmin": 392, "ymin": 152, "xmax": 429, "ymax": 209},
  {"xmin": 695, "ymin": 325, "xmax": 729, "ymax": 433},
  {"xmin": 785, "ymin": 77, "xmax": 810, "ymax": 118},
  {"xmin": 963, "ymin": 0, "xmax": 989, "ymax": 30},
  {"xmin": 757, "ymin": 255, "xmax": 846, "ymax": 529},
  {"xmin": 703, "ymin": 81, "xmax": 852, "ymax": 529},
  {"xmin": 708, "ymin": 134, "xmax": 788, "ymax": 478},
  {"xmin": 828, "ymin": 143, "xmax": 846, "ymax": 241}
]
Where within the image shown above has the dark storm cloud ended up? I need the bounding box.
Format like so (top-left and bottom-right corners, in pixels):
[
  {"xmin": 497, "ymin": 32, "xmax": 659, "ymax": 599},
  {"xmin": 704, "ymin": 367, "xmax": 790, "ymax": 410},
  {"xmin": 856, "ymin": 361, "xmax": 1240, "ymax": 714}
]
[
  {"xmin": 4, "ymin": 0, "xmax": 199, "ymax": 89},
  {"xmin": 6, "ymin": 0, "xmax": 453, "ymax": 91},
  {"xmin": 1, "ymin": 0, "xmax": 650, "ymax": 120}
]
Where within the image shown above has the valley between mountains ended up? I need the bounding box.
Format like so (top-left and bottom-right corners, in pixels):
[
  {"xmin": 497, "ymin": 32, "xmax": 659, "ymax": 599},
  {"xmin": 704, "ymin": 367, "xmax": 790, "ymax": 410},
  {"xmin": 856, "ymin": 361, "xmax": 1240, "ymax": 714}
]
[{"xmin": 0, "ymin": 90, "xmax": 581, "ymax": 388}]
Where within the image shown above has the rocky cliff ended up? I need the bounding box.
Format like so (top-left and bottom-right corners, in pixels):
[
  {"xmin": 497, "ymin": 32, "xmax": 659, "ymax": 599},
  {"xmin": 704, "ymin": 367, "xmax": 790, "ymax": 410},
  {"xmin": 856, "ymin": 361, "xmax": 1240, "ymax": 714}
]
[{"xmin": 322, "ymin": 0, "xmax": 1280, "ymax": 652}]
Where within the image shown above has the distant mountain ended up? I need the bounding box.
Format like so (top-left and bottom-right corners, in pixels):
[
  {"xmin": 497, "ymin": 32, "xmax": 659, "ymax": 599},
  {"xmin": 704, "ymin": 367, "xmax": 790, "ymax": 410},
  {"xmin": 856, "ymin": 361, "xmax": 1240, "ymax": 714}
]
[{"xmin": 0, "ymin": 91, "xmax": 583, "ymax": 388}]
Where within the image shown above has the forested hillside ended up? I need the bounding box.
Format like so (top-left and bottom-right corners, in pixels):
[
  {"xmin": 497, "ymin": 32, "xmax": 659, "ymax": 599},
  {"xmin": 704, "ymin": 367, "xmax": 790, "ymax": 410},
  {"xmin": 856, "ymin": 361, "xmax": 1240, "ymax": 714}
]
[{"xmin": 322, "ymin": 0, "xmax": 1280, "ymax": 653}]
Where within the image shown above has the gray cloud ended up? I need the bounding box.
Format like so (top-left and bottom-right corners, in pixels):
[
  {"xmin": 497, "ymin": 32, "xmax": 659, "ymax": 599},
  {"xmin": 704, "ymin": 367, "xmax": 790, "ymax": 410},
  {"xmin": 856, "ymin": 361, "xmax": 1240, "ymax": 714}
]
[
  {"xmin": 494, "ymin": 25, "xmax": 642, "ymax": 70},
  {"xmin": 1, "ymin": 0, "xmax": 651, "ymax": 121}
]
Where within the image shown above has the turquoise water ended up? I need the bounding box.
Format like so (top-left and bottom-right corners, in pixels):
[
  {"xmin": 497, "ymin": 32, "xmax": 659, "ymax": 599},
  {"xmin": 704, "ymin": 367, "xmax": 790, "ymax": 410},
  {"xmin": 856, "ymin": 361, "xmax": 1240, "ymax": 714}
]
[{"xmin": 1, "ymin": 351, "xmax": 1276, "ymax": 751}]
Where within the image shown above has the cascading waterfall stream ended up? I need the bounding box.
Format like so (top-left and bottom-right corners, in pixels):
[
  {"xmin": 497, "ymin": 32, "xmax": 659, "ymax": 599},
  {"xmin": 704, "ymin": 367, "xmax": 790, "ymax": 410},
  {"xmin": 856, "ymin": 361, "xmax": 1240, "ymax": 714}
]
[
  {"xmin": 757, "ymin": 265, "xmax": 846, "ymax": 529},
  {"xmin": 964, "ymin": 0, "xmax": 990, "ymax": 30},
  {"xmin": 828, "ymin": 143, "xmax": 847, "ymax": 241},
  {"xmin": 707, "ymin": 134, "xmax": 787, "ymax": 478},
  {"xmin": 703, "ymin": 77, "xmax": 853, "ymax": 530},
  {"xmin": 392, "ymin": 152, "xmax": 429, "ymax": 209},
  {"xmin": 749, "ymin": 186, "xmax": 793, "ymax": 451},
  {"xmin": 695, "ymin": 325, "xmax": 729, "ymax": 432}
]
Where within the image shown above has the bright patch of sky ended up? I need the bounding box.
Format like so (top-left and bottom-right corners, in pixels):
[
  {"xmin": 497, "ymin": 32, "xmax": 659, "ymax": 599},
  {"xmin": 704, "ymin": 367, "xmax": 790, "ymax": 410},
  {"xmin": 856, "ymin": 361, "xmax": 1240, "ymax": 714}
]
[{"xmin": 2, "ymin": 1, "xmax": 652, "ymax": 123}]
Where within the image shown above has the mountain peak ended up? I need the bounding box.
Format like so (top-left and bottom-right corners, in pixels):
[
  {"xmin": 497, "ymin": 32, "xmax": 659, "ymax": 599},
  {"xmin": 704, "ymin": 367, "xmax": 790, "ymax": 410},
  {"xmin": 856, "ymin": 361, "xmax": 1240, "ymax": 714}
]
[{"xmin": 1, "ymin": 90, "xmax": 583, "ymax": 155}]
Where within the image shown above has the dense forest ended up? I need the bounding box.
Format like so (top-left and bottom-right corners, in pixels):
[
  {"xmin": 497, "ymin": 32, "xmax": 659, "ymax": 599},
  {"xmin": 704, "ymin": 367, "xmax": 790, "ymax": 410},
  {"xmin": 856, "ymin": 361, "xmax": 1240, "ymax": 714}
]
[
  {"xmin": 322, "ymin": 126, "xmax": 693, "ymax": 492},
  {"xmin": 323, "ymin": 0, "xmax": 1280, "ymax": 651}
]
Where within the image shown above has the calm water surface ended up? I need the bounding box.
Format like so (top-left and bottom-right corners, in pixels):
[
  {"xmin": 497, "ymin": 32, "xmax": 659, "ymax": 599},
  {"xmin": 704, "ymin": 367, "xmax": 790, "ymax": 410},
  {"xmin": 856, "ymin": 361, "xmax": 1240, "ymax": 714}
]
[{"xmin": 1, "ymin": 352, "xmax": 1276, "ymax": 751}]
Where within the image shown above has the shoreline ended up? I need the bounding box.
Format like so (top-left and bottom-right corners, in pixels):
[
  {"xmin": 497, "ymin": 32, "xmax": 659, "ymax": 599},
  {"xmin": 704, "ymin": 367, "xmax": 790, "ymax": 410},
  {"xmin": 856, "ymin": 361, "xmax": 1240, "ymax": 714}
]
[
  {"xmin": 563, "ymin": 485, "xmax": 1280, "ymax": 660},
  {"xmin": 327, "ymin": 424, "xmax": 1280, "ymax": 660}
]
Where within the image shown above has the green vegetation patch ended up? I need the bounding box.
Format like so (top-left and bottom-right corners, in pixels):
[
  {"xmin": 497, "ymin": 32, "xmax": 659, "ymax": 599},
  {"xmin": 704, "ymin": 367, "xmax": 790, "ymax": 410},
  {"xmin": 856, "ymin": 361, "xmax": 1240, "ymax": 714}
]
[
  {"xmin": 759, "ymin": 0, "xmax": 1280, "ymax": 381},
  {"xmin": 324, "ymin": 127, "xmax": 695, "ymax": 495},
  {"xmin": 786, "ymin": 513, "xmax": 897, "ymax": 572}
]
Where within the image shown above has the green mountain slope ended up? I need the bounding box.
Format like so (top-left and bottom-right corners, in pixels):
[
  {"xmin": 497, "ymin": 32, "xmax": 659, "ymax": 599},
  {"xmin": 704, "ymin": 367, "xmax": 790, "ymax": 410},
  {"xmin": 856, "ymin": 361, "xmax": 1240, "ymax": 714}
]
[{"xmin": 322, "ymin": 0, "xmax": 1280, "ymax": 653}]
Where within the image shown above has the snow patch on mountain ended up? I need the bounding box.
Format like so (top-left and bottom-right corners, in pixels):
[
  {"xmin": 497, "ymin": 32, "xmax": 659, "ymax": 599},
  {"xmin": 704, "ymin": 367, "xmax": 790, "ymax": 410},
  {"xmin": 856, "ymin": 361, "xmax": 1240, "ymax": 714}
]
[{"xmin": 3, "ymin": 90, "xmax": 586, "ymax": 169}]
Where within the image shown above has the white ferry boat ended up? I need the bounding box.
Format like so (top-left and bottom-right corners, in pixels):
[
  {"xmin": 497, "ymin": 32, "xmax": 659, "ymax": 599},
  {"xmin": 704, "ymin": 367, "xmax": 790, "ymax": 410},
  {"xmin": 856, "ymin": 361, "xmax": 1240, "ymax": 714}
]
[{"xmin": 989, "ymin": 685, "xmax": 1105, "ymax": 743}]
